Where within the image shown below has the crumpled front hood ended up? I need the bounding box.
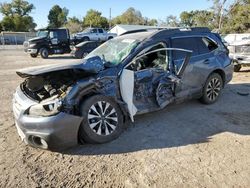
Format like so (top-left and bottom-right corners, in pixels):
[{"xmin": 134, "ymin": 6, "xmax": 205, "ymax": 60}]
[
  {"xmin": 28, "ymin": 36, "xmax": 47, "ymax": 42},
  {"xmin": 16, "ymin": 56, "xmax": 105, "ymax": 78}
]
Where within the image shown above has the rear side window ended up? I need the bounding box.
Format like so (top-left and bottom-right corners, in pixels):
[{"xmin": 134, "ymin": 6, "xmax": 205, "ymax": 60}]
[
  {"xmin": 202, "ymin": 37, "xmax": 218, "ymax": 52},
  {"xmin": 172, "ymin": 37, "xmax": 218, "ymax": 60},
  {"xmin": 98, "ymin": 29, "xmax": 103, "ymax": 33}
]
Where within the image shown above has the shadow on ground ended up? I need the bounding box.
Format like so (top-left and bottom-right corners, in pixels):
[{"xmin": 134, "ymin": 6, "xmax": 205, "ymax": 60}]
[
  {"xmin": 239, "ymin": 68, "xmax": 250, "ymax": 73},
  {"xmin": 46, "ymin": 55, "xmax": 77, "ymax": 60},
  {"xmin": 61, "ymin": 83, "xmax": 250, "ymax": 156}
]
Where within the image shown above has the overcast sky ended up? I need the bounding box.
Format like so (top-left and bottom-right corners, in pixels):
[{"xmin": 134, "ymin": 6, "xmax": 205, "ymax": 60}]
[{"xmin": 0, "ymin": 0, "xmax": 235, "ymax": 29}]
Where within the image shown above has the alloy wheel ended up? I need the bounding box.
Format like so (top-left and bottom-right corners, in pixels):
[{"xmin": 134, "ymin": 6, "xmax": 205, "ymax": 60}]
[
  {"xmin": 206, "ymin": 77, "xmax": 221, "ymax": 101},
  {"xmin": 87, "ymin": 101, "xmax": 118, "ymax": 136}
]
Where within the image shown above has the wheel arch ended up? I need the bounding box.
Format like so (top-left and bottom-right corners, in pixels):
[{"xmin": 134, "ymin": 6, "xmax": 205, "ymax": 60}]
[
  {"xmin": 77, "ymin": 93, "xmax": 128, "ymax": 144},
  {"xmin": 210, "ymin": 68, "xmax": 226, "ymax": 87}
]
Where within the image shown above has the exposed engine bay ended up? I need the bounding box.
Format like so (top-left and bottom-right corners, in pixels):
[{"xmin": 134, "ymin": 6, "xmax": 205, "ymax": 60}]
[{"xmin": 21, "ymin": 71, "xmax": 75, "ymax": 102}]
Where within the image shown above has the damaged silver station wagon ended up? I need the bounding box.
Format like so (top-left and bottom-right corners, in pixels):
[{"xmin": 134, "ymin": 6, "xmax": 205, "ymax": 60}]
[{"xmin": 13, "ymin": 28, "xmax": 233, "ymax": 150}]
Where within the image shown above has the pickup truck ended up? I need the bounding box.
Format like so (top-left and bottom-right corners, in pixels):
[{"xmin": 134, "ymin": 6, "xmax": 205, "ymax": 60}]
[
  {"xmin": 228, "ymin": 39, "xmax": 250, "ymax": 72},
  {"xmin": 74, "ymin": 28, "xmax": 117, "ymax": 42}
]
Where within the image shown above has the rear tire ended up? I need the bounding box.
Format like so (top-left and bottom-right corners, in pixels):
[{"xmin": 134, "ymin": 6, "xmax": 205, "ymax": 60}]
[
  {"xmin": 78, "ymin": 95, "xmax": 125, "ymax": 144},
  {"xmin": 40, "ymin": 48, "xmax": 49, "ymax": 59},
  {"xmin": 200, "ymin": 73, "xmax": 223, "ymax": 104}
]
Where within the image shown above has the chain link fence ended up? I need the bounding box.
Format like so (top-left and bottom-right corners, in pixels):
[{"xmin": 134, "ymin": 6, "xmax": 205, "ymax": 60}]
[{"xmin": 0, "ymin": 32, "xmax": 36, "ymax": 50}]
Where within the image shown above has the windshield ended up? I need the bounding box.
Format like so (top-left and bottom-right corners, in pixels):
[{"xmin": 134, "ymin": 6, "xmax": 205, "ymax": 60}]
[
  {"xmin": 85, "ymin": 38, "xmax": 139, "ymax": 66},
  {"xmin": 36, "ymin": 30, "xmax": 48, "ymax": 37}
]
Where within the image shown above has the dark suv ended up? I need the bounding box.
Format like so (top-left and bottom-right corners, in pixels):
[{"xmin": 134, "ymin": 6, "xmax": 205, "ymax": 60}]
[{"xmin": 13, "ymin": 28, "xmax": 233, "ymax": 150}]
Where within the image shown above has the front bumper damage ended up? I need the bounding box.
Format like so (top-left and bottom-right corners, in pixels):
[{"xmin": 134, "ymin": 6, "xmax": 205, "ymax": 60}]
[{"xmin": 13, "ymin": 86, "xmax": 83, "ymax": 150}]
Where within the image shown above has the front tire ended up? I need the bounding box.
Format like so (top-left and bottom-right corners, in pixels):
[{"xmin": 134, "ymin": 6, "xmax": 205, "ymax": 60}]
[
  {"xmin": 78, "ymin": 95, "xmax": 125, "ymax": 144},
  {"xmin": 30, "ymin": 54, "xmax": 37, "ymax": 58},
  {"xmin": 40, "ymin": 48, "xmax": 49, "ymax": 59},
  {"xmin": 82, "ymin": 37, "xmax": 90, "ymax": 41},
  {"xmin": 234, "ymin": 64, "xmax": 241, "ymax": 72},
  {"xmin": 200, "ymin": 73, "xmax": 223, "ymax": 104}
]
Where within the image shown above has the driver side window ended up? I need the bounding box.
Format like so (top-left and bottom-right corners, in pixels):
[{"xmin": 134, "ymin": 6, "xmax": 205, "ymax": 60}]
[
  {"xmin": 129, "ymin": 43, "xmax": 168, "ymax": 71},
  {"xmin": 49, "ymin": 31, "xmax": 57, "ymax": 39}
]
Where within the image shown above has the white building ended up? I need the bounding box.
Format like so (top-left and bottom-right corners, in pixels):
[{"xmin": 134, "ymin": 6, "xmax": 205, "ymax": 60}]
[{"xmin": 109, "ymin": 24, "xmax": 163, "ymax": 36}]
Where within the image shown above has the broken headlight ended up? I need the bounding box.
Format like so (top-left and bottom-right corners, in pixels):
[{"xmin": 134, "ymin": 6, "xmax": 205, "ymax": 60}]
[{"xmin": 28, "ymin": 98, "xmax": 62, "ymax": 116}]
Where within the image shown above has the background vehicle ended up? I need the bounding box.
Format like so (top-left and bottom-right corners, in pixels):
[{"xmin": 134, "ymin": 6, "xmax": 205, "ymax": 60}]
[
  {"xmin": 13, "ymin": 28, "xmax": 233, "ymax": 150},
  {"xmin": 23, "ymin": 28, "xmax": 71, "ymax": 58},
  {"xmin": 74, "ymin": 28, "xmax": 117, "ymax": 42},
  {"xmin": 71, "ymin": 41, "xmax": 100, "ymax": 59},
  {"xmin": 228, "ymin": 39, "xmax": 250, "ymax": 72}
]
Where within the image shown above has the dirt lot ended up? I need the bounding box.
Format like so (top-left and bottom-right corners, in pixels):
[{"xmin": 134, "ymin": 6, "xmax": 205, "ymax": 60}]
[{"xmin": 0, "ymin": 48, "xmax": 250, "ymax": 187}]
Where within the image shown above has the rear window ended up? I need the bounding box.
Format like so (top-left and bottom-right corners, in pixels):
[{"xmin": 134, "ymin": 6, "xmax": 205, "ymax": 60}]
[{"xmin": 172, "ymin": 37, "xmax": 218, "ymax": 60}]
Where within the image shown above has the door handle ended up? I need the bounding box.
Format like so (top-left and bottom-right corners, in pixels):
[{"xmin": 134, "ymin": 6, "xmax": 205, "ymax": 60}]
[{"xmin": 203, "ymin": 59, "xmax": 210, "ymax": 64}]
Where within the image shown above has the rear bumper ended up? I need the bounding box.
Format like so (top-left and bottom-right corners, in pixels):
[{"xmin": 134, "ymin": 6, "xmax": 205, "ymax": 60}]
[
  {"xmin": 13, "ymin": 86, "xmax": 83, "ymax": 150},
  {"xmin": 225, "ymin": 60, "xmax": 234, "ymax": 84}
]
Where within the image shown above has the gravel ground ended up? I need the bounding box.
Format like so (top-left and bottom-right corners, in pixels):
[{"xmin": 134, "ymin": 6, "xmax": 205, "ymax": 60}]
[{"xmin": 0, "ymin": 48, "xmax": 250, "ymax": 187}]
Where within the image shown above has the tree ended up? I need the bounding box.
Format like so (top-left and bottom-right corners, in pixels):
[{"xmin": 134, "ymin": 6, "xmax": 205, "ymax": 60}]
[
  {"xmin": 180, "ymin": 10, "xmax": 215, "ymax": 29},
  {"xmin": 144, "ymin": 17, "xmax": 158, "ymax": 26},
  {"xmin": 83, "ymin": 9, "xmax": 109, "ymax": 28},
  {"xmin": 65, "ymin": 16, "xmax": 82, "ymax": 33},
  {"xmin": 165, "ymin": 15, "xmax": 180, "ymax": 27},
  {"xmin": 157, "ymin": 15, "xmax": 180, "ymax": 27},
  {"xmin": 48, "ymin": 5, "xmax": 68, "ymax": 28},
  {"xmin": 222, "ymin": 0, "xmax": 250, "ymax": 33},
  {"xmin": 112, "ymin": 7, "xmax": 144, "ymax": 25},
  {"xmin": 180, "ymin": 11, "xmax": 194, "ymax": 27},
  {"xmin": 209, "ymin": 0, "xmax": 228, "ymax": 30},
  {"xmin": 193, "ymin": 10, "xmax": 214, "ymax": 29},
  {"xmin": 0, "ymin": 0, "xmax": 36, "ymax": 31}
]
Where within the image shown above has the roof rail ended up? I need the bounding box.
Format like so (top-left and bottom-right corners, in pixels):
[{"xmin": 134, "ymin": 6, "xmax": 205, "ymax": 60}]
[
  {"xmin": 120, "ymin": 28, "xmax": 163, "ymax": 36},
  {"xmin": 120, "ymin": 27, "xmax": 211, "ymax": 36}
]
